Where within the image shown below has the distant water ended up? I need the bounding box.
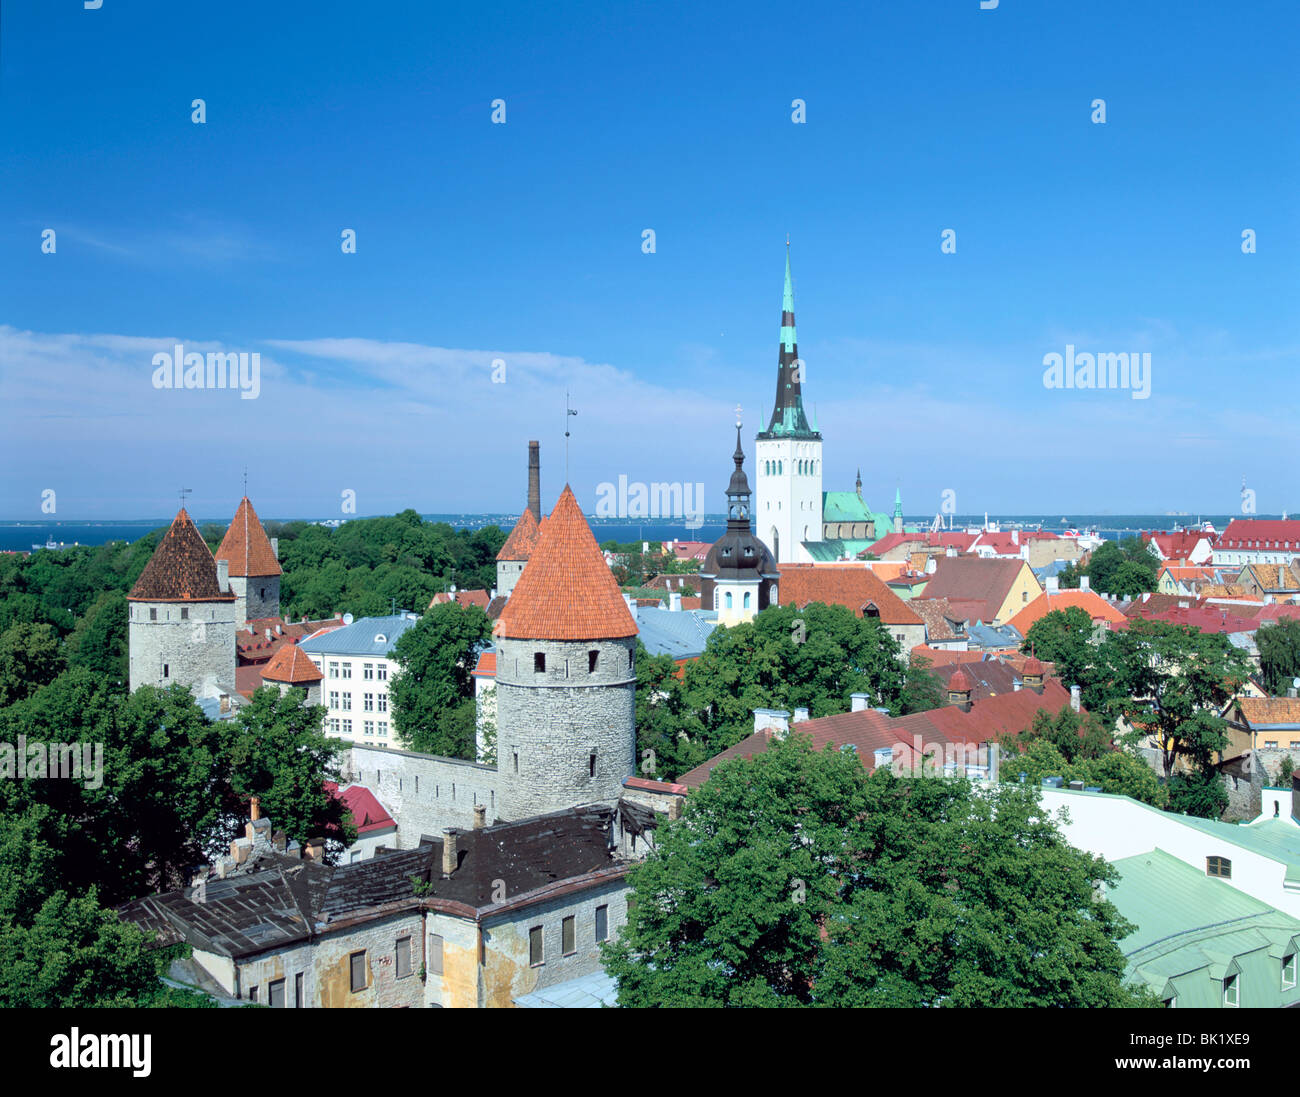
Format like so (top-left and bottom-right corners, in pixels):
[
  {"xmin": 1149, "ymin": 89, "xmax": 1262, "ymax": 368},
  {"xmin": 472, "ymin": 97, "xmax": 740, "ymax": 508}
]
[{"xmin": 0, "ymin": 513, "xmax": 1267, "ymax": 554}]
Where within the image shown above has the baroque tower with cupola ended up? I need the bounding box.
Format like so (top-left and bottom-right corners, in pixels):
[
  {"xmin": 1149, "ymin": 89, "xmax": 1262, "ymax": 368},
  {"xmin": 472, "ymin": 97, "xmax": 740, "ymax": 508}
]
[{"xmin": 755, "ymin": 243, "xmax": 823, "ymax": 563}]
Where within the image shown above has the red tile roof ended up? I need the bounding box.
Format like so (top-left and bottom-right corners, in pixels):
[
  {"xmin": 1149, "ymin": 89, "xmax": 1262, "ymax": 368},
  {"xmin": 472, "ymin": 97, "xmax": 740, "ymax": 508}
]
[
  {"xmin": 777, "ymin": 564, "xmax": 923, "ymax": 626},
  {"xmin": 236, "ymin": 617, "xmax": 341, "ymax": 666},
  {"xmin": 471, "ymin": 650, "xmax": 497, "ymax": 677},
  {"xmin": 1217, "ymin": 519, "xmax": 1300, "ymax": 552},
  {"xmin": 324, "ymin": 782, "xmax": 397, "ymax": 835},
  {"xmin": 496, "ymin": 486, "xmax": 638, "ymax": 641},
  {"xmin": 215, "ymin": 497, "xmax": 282, "ymax": 577},
  {"xmin": 1141, "ymin": 530, "xmax": 1210, "ymax": 560},
  {"xmin": 1004, "ymin": 589, "xmax": 1128, "ymax": 636},
  {"xmin": 261, "ymin": 642, "xmax": 324, "ymax": 684},
  {"xmin": 128, "ymin": 508, "xmax": 236, "ymax": 603},
  {"xmin": 496, "ymin": 508, "xmax": 542, "ymax": 561},
  {"xmin": 429, "ymin": 589, "xmax": 492, "ymax": 610},
  {"xmin": 919, "ymin": 557, "xmax": 1034, "ymax": 625}
]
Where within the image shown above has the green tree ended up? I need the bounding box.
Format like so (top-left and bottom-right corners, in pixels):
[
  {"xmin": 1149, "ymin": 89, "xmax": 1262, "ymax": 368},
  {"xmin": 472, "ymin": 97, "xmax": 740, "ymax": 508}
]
[
  {"xmin": 63, "ymin": 589, "xmax": 129, "ymax": 683},
  {"xmin": 1021, "ymin": 606, "xmax": 1103, "ymax": 703},
  {"xmin": 998, "ymin": 737, "xmax": 1168, "ymax": 808},
  {"xmin": 224, "ymin": 687, "xmax": 354, "ymax": 853},
  {"xmin": 634, "ymin": 639, "xmax": 700, "ymax": 781},
  {"xmin": 604, "ymin": 734, "xmax": 1155, "ymax": 1007},
  {"xmin": 1098, "ymin": 618, "xmax": 1252, "ymax": 790},
  {"xmin": 0, "ymin": 621, "xmax": 64, "ymax": 706},
  {"xmin": 1258, "ymin": 618, "xmax": 1300, "ymax": 695},
  {"xmin": 679, "ymin": 602, "xmax": 905, "ymax": 760},
  {"xmin": 389, "ymin": 603, "xmax": 491, "ymax": 756},
  {"xmin": 897, "ymin": 654, "xmax": 945, "ymax": 715}
]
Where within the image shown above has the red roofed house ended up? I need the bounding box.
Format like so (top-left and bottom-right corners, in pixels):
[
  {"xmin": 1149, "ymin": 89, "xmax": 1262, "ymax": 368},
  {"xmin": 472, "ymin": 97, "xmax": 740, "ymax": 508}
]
[
  {"xmin": 776, "ymin": 563, "xmax": 925, "ymax": 653},
  {"xmin": 1141, "ymin": 529, "xmax": 1214, "ymax": 565},
  {"xmin": 1005, "ymin": 586, "xmax": 1129, "ymax": 638},
  {"xmin": 215, "ymin": 496, "xmax": 283, "ymax": 628},
  {"xmin": 1213, "ymin": 519, "xmax": 1300, "ymax": 568},
  {"xmin": 429, "ymin": 588, "xmax": 493, "ymax": 611},
  {"xmin": 676, "ymin": 674, "xmax": 1081, "ymax": 790},
  {"xmin": 917, "ymin": 556, "xmax": 1043, "ymax": 628},
  {"xmin": 261, "ymin": 641, "xmax": 325, "ymax": 705},
  {"xmin": 324, "ymin": 781, "xmax": 398, "ymax": 860}
]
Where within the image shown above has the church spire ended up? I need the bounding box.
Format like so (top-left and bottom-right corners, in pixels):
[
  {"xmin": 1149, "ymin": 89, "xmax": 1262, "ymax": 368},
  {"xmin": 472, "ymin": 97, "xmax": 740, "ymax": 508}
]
[{"xmin": 760, "ymin": 242, "xmax": 819, "ymax": 440}]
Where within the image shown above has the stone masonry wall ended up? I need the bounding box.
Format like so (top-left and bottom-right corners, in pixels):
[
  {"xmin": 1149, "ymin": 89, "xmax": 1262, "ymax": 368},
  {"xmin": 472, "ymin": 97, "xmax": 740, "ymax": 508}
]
[
  {"xmin": 128, "ymin": 599, "xmax": 235, "ymax": 694},
  {"xmin": 496, "ymin": 636, "xmax": 636, "ymax": 820},
  {"xmin": 343, "ymin": 744, "xmax": 502, "ymax": 845}
]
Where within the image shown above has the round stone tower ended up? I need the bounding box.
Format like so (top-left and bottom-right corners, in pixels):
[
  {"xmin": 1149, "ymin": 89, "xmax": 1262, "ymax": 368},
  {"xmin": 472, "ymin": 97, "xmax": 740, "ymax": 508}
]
[
  {"xmin": 494, "ymin": 485, "xmax": 638, "ymax": 820},
  {"xmin": 215, "ymin": 496, "xmax": 282, "ymax": 627},
  {"xmin": 128, "ymin": 507, "xmax": 237, "ymax": 695}
]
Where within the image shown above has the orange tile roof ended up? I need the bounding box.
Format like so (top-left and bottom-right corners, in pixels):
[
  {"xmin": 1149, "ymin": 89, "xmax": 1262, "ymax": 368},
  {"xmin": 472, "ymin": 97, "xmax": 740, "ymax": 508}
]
[
  {"xmin": 471, "ymin": 650, "xmax": 497, "ymax": 677},
  {"xmin": 1238, "ymin": 697, "xmax": 1300, "ymax": 726},
  {"xmin": 261, "ymin": 643, "xmax": 324, "ymax": 684},
  {"xmin": 215, "ymin": 497, "xmax": 282, "ymax": 577},
  {"xmin": 496, "ymin": 508, "xmax": 542, "ymax": 561},
  {"xmin": 496, "ymin": 486, "xmax": 638, "ymax": 641},
  {"xmin": 129, "ymin": 509, "xmax": 236, "ymax": 603},
  {"xmin": 429, "ymin": 589, "xmax": 492, "ymax": 610},
  {"xmin": 777, "ymin": 564, "xmax": 923, "ymax": 626},
  {"xmin": 1004, "ymin": 589, "xmax": 1128, "ymax": 636}
]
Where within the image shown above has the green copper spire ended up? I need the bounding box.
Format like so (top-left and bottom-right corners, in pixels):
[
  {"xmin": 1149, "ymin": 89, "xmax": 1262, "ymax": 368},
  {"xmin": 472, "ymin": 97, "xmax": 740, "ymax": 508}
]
[
  {"xmin": 894, "ymin": 487, "xmax": 903, "ymax": 517},
  {"xmin": 760, "ymin": 240, "xmax": 819, "ymax": 440}
]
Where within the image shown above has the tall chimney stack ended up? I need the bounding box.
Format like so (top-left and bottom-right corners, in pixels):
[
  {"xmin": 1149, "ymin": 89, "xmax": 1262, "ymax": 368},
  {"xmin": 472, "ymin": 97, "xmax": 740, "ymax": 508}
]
[
  {"xmin": 442, "ymin": 828, "xmax": 459, "ymax": 875},
  {"xmin": 527, "ymin": 440, "xmax": 541, "ymax": 520}
]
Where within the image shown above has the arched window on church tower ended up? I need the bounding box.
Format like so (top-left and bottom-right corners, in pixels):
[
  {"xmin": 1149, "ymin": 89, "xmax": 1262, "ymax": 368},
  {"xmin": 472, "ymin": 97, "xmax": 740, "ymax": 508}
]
[
  {"xmin": 743, "ymin": 592, "xmax": 751, "ymax": 608},
  {"xmin": 725, "ymin": 592, "xmax": 733, "ymax": 609}
]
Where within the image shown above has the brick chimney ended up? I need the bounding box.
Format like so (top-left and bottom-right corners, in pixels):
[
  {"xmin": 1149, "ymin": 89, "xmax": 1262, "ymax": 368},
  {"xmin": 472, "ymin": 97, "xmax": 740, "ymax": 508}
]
[
  {"xmin": 441, "ymin": 828, "xmax": 459, "ymax": 875},
  {"xmin": 304, "ymin": 838, "xmax": 325, "ymax": 861},
  {"xmin": 528, "ymin": 440, "xmax": 541, "ymax": 521},
  {"xmin": 250, "ymin": 796, "xmax": 261, "ymax": 821},
  {"xmin": 473, "ymin": 804, "xmax": 486, "ymax": 829}
]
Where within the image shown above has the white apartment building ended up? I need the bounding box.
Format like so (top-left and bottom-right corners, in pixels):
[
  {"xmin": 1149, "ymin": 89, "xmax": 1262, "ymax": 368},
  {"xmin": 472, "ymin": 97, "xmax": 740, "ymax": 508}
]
[{"xmin": 299, "ymin": 612, "xmax": 421, "ymax": 747}]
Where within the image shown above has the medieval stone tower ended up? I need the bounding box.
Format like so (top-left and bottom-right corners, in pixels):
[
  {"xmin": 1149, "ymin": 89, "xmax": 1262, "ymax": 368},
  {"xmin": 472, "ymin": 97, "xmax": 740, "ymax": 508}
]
[
  {"xmin": 754, "ymin": 243, "xmax": 823, "ymax": 564},
  {"xmin": 495, "ymin": 441, "xmax": 543, "ymax": 601},
  {"xmin": 128, "ymin": 507, "xmax": 237, "ymax": 695},
  {"xmin": 494, "ymin": 485, "xmax": 638, "ymax": 820},
  {"xmin": 215, "ymin": 496, "xmax": 282, "ymax": 627}
]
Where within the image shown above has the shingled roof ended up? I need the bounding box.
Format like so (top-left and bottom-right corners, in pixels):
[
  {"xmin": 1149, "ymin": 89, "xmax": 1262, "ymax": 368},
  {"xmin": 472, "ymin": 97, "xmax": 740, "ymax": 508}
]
[
  {"xmin": 496, "ymin": 486, "xmax": 637, "ymax": 641},
  {"xmin": 776, "ymin": 564, "xmax": 923, "ymax": 626},
  {"xmin": 128, "ymin": 508, "xmax": 236, "ymax": 603},
  {"xmin": 215, "ymin": 497, "xmax": 282, "ymax": 578},
  {"xmin": 261, "ymin": 643, "xmax": 324, "ymax": 685},
  {"xmin": 497, "ymin": 508, "xmax": 543, "ymax": 562}
]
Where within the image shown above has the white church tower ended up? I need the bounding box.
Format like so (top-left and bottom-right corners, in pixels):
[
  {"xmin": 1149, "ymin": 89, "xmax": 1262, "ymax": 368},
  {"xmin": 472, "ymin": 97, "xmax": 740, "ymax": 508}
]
[{"xmin": 755, "ymin": 243, "xmax": 823, "ymax": 564}]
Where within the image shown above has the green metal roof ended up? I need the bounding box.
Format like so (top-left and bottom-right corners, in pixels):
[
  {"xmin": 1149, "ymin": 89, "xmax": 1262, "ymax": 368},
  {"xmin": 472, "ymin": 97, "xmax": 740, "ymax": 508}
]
[
  {"xmin": 821, "ymin": 492, "xmax": 872, "ymax": 524},
  {"xmin": 801, "ymin": 538, "xmax": 882, "ymax": 562}
]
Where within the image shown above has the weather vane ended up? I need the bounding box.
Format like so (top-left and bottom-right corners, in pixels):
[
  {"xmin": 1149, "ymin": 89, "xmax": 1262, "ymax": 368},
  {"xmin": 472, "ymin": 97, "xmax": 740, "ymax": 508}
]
[
  {"xmin": 179, "ymin": 487, "xmax": 192, "ymax": 510},
  {"xmin": 565, "ymin": 391, "xmax": 578, "ymax": 483}
]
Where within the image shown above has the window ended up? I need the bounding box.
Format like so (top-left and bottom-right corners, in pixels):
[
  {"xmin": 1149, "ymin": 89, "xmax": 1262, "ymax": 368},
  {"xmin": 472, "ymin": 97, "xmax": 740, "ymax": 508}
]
[
  {"xmin": 180, "ymin": 607, "xmax": 189, "ymax": 620},
  {"xmin": 294, "ymin": 972, "xmax": 303, "ymax": 1008},
  {"xmin": 534, "ymin": 652, "xmax": 546, "ymax": 673},
  {"xmin": 329, "ymin": 691, "xmax": 339, "ymax": 708},
  {"xmin": 628, "ymin": 648, "xmax": 633, "ymax": 669},
  {"xmin": 377, "ymin": 694, "xmax": 388, "ymax": 713},
  {"xmin": 1207, "ymin": 856, "xmax": 1232, "ymax": 879},
  {"xmin": 342, "ymin": 719, "xmax": 352, "ymax": 735},
  {"xmin": 364, "ymin": 720, "xmax": 375, "ymax": 736},
  {"xmin": 342, "ymin": 694, "xmax": 352, "ymax": 711},
  {"xmin": 743, "ymin": 592, "xmax": 751, "ymax": 608},
  {"xmin": 396, "ymin": 936, "xmax": 412, "ymax": 978},
  {"xmin": 364, "ymin": 693, "xmax": 374, "ymax": 711},
  {"xmin": 1265, "ymin": 740, "xmax": 1278, "ymax": 748},
  {"xmin": 725, "ymin": 592, "xmax": 733, "ymax": 609},
  {"xmin": 1284, "ymin": 954, "xmax": 1297, "ymax": 989},
  {"xmin": 379, "ymin": 721, "xmax": 388, "ymax": 737},
  {"xmin": 429, "ymin": 933, "xmax": 444, "ymax": 975},
  {"xmin": 589, "ymin": 753, "xmax": 597, "ymax": 778},
  {"xmin": 1223, "ymin": 974, "xmax": 1239, "ymax": 1007},
  {"xmin": 529, "ymin": 926, "xmax": 544, "ymax": 966},
  {"xmin": 149, "ymin": 608, "xmax": 157, "ymax": 621},
  {"xmin": 377, "ymin": 664, "xmax": 388, "ymax": 681},
  {"xmin": 364, "ymin": 663, "xmax": 374, "ymax": 679},
  {"xmin": 329, "ymin": 661, "xmax": 339, "ymax": 678},
  {"xmin": 562, "ymin": 916, "xmax": 576, "ymax": 955},
  {"xmin": 349, "ymin": 951, "xmax": 367, "ymax": 992},
  {"xmin": 589, "ymin": 650, "xmax": 599, "ymax": 673},
  {"xmin": 595, "ymin": 905, "xmax": 608, "ymax": 942},
  {"xmin": 249, "ymin": 985, "xmax": 258, "ymax": 1002},
  {"xmin": 162, "ymin": 664, "xmax": 169, "ymax": 678},
  {"xmin": 329, "ymin": 718, "xmax": 339, "ymax": 734},
  {"xmin": 342, "ymin": 663, "xmax": 352, "ymax": 679},
  {"xmin": 513, "ymin": 752, "xmax": 519, "ymax": 774},
  {"xmin": 268, "ymin": 978, "xmax": 285, "ymax": 1008}
]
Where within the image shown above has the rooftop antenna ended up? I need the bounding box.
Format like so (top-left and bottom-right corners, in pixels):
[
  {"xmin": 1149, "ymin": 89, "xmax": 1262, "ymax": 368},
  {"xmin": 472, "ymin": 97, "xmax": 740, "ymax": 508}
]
[{"xmin": 565, "ymin": 392, "xmax": 578, "ymax": 483}]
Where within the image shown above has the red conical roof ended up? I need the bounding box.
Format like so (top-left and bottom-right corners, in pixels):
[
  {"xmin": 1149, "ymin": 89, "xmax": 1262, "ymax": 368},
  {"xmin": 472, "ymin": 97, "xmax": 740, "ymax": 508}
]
[
  {"xmin": 216, "ymin": 497, "xmax": 282, "ymax": 577},
  {"xmin": 129, "ymin": 509, "xmax": 236, "ymax": 603},
  {"xmin": 262, "ymin": 643, "xmax": 323, "ymax": 684},
  {"xmin": 496, "ymin": 507, "xmax": 542, "ymax": 562},
  {"xmin": 496, "ymin": 486, "xmax": 637, "ymax": 640},
  {"xmin": 949, "ymin": 669, "xmax": 973, "ymax": 692}
]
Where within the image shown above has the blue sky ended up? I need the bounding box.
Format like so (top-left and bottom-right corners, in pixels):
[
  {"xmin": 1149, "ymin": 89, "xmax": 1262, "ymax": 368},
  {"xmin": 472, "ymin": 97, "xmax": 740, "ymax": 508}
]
[{"xmin": 1, "ymin": 0, "xmax": 1296, "ymax": 520}]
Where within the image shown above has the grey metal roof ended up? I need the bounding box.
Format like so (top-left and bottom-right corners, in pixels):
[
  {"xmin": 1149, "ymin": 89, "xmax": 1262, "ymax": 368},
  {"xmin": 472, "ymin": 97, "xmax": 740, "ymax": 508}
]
[
  {"xmin": 299, "ymin": 613, "xmax": 421, "ymax": 657},
  {"xmin": 513, "ymin": 970, "xmax": 618, "ymax": 1008},
  {"xmin": 633, "ymin": 606, "xmax": 719, "ymax": 659},
  {"xmin": 966, "ymin": 622, "xmax": 1023, "ymax": 649}
]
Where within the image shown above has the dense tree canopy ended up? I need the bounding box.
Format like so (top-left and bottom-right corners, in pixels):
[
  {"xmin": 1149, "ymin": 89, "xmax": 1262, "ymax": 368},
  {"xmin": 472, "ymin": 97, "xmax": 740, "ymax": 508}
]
[
  {"xmin": 1059, "ymin": 537, "xmax": 1159, "ymax": 597},
  {"xmin": 1258, "ymin": 618, "xmax": 1300, "ymax": 696},
  {"xmin": 604, "ymin": 734, "xmax": 1156, "ymax": 1007}
]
